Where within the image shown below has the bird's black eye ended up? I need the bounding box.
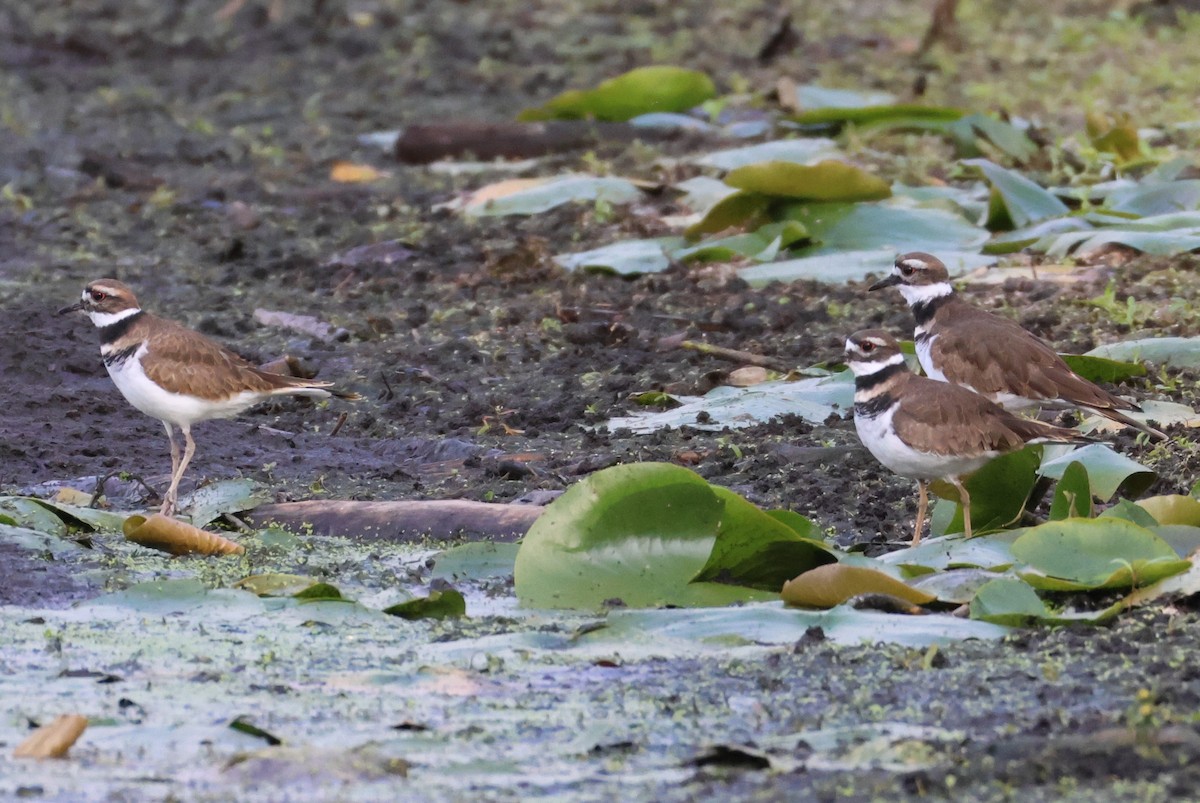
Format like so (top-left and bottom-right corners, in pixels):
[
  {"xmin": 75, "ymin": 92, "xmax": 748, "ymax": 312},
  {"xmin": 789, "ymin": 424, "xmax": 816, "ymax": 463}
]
[
  {"xmin": 90, "ymin": 290, "xmax": 107, "ymax": 301},
  {"xmin": 861, "ymin": 341, "xmax": 875, "ymax": 353},
  {"xmin": 898, "ymin": 263, "xmax": 915, "ymax": 277}
]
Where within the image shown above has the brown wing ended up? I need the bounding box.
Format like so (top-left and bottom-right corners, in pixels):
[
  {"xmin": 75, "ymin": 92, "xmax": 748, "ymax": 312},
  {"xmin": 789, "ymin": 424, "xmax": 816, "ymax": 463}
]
[
  {"xmin": 892, "ymin": 375, "xmax": 1083, "ymax": 457},
  {"xmin": 932, "ymin": 302, "xmax": 1138, "ymax": 412},
  {"xmin": 134, "ymin": 314, "xmax": 332, "ymax": 400}
]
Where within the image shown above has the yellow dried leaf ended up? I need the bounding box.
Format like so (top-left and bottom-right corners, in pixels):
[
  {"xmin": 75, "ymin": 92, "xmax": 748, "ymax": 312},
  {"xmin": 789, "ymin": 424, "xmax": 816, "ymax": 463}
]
[
  {"xmin": 124, "ymin": 513, "xmax": 245, "ymax": 556},
  {"xmin": 13, "ymin": 714, "xmax": 88, "ymax": 759},
  {"xmin": 329, "ymin": 161, "xmax": 386, "ymax": 183},
  {"xmin": 52, "ymin": 487, "xmax": 96, "ymax": 507},
  {"xmin": 781, "ymin": 564, "xmax": 935, "ymax": 609}
]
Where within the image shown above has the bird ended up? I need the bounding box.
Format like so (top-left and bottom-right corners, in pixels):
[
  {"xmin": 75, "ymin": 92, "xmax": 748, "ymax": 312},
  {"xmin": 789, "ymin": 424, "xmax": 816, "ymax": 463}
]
[
  {"xmin": 869, "ymin": 252, "xmax": 1166, "ymax": 441},
  {"xmin": 59, "ymin": 278, "xmax": 360, "ymax": 516},
  {"xmin": 844, "ymin": 329, "xmax": 1092, "ymax": 544}
]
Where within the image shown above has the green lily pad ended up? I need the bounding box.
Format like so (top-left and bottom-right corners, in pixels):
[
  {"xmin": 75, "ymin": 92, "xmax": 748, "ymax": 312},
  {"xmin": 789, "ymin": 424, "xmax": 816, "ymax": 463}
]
[
  {"xmin": 880, "ymin": 532, "xmax": 1019, "ymax": 571},
  {"xmin": 25, "ymin": 498, "xmax": 128, "ymax": 532},
  {"xmin": 294, "ymin": 582, "xmax": 345, "ymax": 601},
  {"xmin": 781, "ymin": 563, "xmax": 935, "ymax": 609},
  {"xmin": 1049, "ymin": 461, "xmax": 1092, "ymax": 520},
  {"xmin": 0, "ymin": 522, "xmax": 87, "ymax": 558},
  {"xmin": 723, "ymin": 160, "xmax": 892, "ymax": 202},
  {"xmin": 519, "ymin": 66, "xmax": 716, "ymax": 122},
  {"xmin": 739, "ymin": 248, "xmax": 993, "ymax": 287},
  {"xmin": 1044, "ymin": 228, "xmax": 1200, "ymax": 258},
  {"xmin": 694, "ymin": 487, "xmax": 835, "ymax": 591},
  {"xmin": 1099, "ymin": 498, "xmax": 1160, "ymax": 528},
  {"xmin": 968, "ymin": 577, "xmax": 1047, "ymax": 626},
  {"xmin": 1150, "ymin": 525, "xmax": 1200, "ymax": 558},
  {"xmin": 777, "ymin": 202, "xmax": 990, "ymax": 253},
  {"xmin": 789, "ymin": 103, "xmax": 962, "ymax": 132},
  {"xmin": 963, "ymin": 158, "xmax": 1069, "ymax": 229},
  {"xmin": 1012, "ymin": 518, "xmax": 1191, "ymax": 590},
  {"xmin": 1039, "ymin": 444, "xmax": 1154, "ymax": 502},
  {"xmin": 383, "ymin": 589, "xmax": 467, "ymax": 620},
  {"xmin": 982, "ymin": 217, "xmax": 1093, "ymax": 255},
  {"xmin": 514, "ymin": 463, "xmax": 739, "ymax": 609},
  {"xmin": 1059, "ymin": 354, "xmax": 1147, "ymax": 384},
  {"xmin": 949, "ymin": 114, "xmax": 1037, "ymax": 162}
]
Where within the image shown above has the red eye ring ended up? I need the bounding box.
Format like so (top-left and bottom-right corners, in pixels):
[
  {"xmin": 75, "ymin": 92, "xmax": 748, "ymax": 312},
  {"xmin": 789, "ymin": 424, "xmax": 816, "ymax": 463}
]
[
  {"xmin": 861, "ymin": 341, "xmax": 875, "ymax": 352},
  {"xmin": 90, "ymin": 290, "xmax": 107, "ymax": 301}
]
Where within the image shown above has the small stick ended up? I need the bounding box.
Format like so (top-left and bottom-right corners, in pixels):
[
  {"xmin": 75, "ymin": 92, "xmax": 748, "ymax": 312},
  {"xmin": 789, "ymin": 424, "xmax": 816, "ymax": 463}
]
[
  {"xmin": 330, "ymin": 411, "xmax": 349, "ymax": 437},
  {"xmin": 680, "ymin": 340, "xmax": 793, "ymax": 372}
]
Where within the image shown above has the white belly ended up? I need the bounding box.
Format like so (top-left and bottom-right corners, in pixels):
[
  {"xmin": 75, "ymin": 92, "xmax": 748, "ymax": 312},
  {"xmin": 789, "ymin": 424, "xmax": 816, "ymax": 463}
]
[
  {"xmin": 855, "ymin": 406, "xmax": 995, "ymax": 481},
  {"xmin": 105, "ymin": 344, "xmax": 263, "ymax": 427}
]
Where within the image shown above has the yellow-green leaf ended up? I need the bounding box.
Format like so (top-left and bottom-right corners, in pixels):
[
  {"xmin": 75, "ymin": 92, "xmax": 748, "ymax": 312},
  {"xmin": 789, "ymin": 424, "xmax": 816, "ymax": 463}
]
[
  {"xmin": 723, "ymin": 160, "xmax": 891, "ymax": 202},
  {"xmin": 519, "ymin": 66, "xmax": 716, "ymax": 122},
  {"xmin": 781, "ymin": 563, "xmax": 935, "ymax": 609}
]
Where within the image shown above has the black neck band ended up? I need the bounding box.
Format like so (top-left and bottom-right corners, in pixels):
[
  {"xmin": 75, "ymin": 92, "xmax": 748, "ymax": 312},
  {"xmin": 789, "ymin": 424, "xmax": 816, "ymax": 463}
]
[{"xmin": 98, "ymin": 311, "xmax": 143, "ymax": 345}]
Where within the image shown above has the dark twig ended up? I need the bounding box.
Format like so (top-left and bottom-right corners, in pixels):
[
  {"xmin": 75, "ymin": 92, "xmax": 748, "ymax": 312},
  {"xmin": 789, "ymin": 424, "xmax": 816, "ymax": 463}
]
[
  {"xmin": 680, "ymin": 340, "xmax": 793, "ymax": 372},
  {"xmin": 91, "ymin": 471, "xmax": 162, "ymax": 509}
]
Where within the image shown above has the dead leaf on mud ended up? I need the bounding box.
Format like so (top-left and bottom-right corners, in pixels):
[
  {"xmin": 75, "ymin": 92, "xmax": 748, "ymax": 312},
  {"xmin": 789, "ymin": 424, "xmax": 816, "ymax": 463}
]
[
  {"xmin": 123, "ymin": 514, "xmax": 245, "ymax": 557},
  {"xmin": 726, "ymin": 366, "xmax": 770, "ymax": 387},
  {"xmin": 13, "ymin": 714, "xmax": 89, "ymax": 759},
  {"xmin": 253, "ymin": 308, "xmax": 349, "ymax": 342},
  {"xmin": 329, "ymin": 161, "xmax": 388, "ymax": 183},
  {"xmin": 224, "ymin": 746, "xmax": 408, "ymax": 783}
]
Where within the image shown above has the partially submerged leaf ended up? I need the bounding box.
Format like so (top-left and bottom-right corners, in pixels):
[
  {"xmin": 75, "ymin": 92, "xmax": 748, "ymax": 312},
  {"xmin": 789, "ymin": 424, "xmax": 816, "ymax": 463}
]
[
  {"xmin": 740, "ymin": 248, "xmax": 993, "ymax": 287},
  {"xmin": 519, "ymin": 66, "xmax": 716, "ymax": 122},
  {"xmin": 430, "ymin": 542, "xmax": 520, "ymax": 581},
  {"xmin": 384, "ymin": 589, "xmax": 467, "ymax": 620},
  {"xmin": 13, "ymin": 714, "xmax": 89, "ymax": 759},
  {"xmin": 293, "ymin": 582, "xmax": 344, "ymax": 601},
  {"xmin": 781, "ymin": 564, "xmax": 935, "ymax": 609},
  {"xmin": 789, "ymin": 103, "xmax": 962, "ymax": 132},
  {"xmin": 1012, "ymin": 518, "xmax": 1191, "ymax": 590},
  {"xmin": 777, "ymin": 202, "xmax": 990, "ymax": 254},
  {"xmin": 124, "ymin": 514, "xmax": 246, "ymax": 557},
  {"xmin": 723, "ymin": 160, "xmax": 892, "ymax": 202},
  {"xmin": 1106, "ymin": 180, "xmax": 1200, "ymax": 217},
  {"xmin": 180, "ymin": 479, "xmax": 270, "ymax": 529},
  {"xmin": 674, "ymin": 221, "xmax": 808, "ymax": 264}
]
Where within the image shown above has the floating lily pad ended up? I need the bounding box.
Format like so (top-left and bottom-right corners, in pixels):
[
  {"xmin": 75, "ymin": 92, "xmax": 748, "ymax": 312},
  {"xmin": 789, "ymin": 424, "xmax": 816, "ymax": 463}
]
[
  {"xmin": 384, "ymin": 589, "xmax": 467, "ymax": 620},
  {"xmin": 180, "ymin": 479, "xmax": 271, "ymax": 529},
  {"xmin": 1049, "ymin": 461, "xmax": 1092, "ymax": 520},
  {"xmin": 739, "ymin": 248, "xmax": 993, "ymax": 287},
  {"xmin": 1059, "ymin": 353, "xmax": 1147, "ymax": 384},
  {"xmin": 684, "ymin": 190, "xmax": 773, "ymax": 237},
  {"xmin": 1087, "ymin": 336, "xmax": 1200, "ymax": 369},
  {"xmin": 1106, "ymin": 179, "xmax": 1200, "ymax": 217},
  {"xmin": 777, "ymin": 202, "xmax": 990, "ymax": 254},
  {"xmin": 430, "ymin": 542, "xmax": 520, "ymax": 581},
  {"xmin": 674, "ymin": 221, "xmax": 808, "ymax": 264},
  {"xmin": 456, "ymin": 175, "xmax": 647, "ymax": 217},
  {"xmin": 789, "ymin": 103, "xmax": 962, "ymax": 131},
  {"xmin": 519, "ymin": 66, "xmax": 716, "ymax": 122},
  {"xmin": 1136, "ymin": 494, "xmax": 1200, "ymax": 527},
  {"xmin": 908, "ymin": 568, "xmax": 1006, "ymax": 604}
]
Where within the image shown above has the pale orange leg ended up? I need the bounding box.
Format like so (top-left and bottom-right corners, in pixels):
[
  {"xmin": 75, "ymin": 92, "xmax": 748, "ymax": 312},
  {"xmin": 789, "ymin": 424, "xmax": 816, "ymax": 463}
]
[
  {"xmin": 161, "ymin": 425, "xmax": 196, "ymax": 517},
  {"xmin": 912, "ymin": 480, "xmax": 929, "ymax": 545},
  {"xmin": 160, "ymin": 423, "xmax": 181, "ymax": 515},
  {"xmin": 951, "ymin": 476, "xmax": 973, "ymax": 538}
]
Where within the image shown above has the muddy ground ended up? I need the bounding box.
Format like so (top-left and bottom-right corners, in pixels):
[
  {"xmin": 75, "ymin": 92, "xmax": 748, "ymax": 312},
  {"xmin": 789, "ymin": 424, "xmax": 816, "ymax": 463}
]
[{"xmin": 5, "ymin": 0, "xmax": 1200, "ymax": 799}]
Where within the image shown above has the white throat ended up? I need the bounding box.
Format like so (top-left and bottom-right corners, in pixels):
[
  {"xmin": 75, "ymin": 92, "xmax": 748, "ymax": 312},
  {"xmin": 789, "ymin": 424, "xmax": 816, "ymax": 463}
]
[
  {"xmin": 897, "ymin": 282, "xmax": 953, "ymax": 306},
  {"xmin": 88, "ymin": 307, "xmax": 141, "ymax": 328},
  {"xmin": 848, "ymin": 351, "xmax": 905, "ymax": 377}
]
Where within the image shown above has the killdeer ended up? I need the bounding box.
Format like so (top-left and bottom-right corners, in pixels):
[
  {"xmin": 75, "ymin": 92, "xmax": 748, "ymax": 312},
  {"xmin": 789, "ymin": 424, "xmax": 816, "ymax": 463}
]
[
  {"xmin": 60, "ymin": 279, "xmax": 360, "ymax": 516},
  {"xmin": 870, "ymin": 252, "xmax": 1166, "ymax": 440},
  {"xmin": 845, "ymin": 330, "xmax": 1090, "ymax": 544}
]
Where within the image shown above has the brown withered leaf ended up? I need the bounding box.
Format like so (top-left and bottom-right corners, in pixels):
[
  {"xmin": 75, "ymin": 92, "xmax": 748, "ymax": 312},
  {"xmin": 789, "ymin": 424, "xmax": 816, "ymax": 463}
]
[
  {"xmin": 13, "ymin": 714, "xmax": 89, "ymax": 759},
  {"xmin": 124, "ymin": 514, "xmax": 245, "ymax": 557}
]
